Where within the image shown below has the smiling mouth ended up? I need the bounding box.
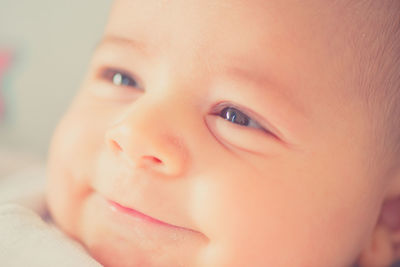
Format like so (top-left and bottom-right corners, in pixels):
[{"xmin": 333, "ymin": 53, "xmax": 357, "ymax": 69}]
[{"xmin": 106, "ymin": 198, "xmax": 197, "ymax": 232}]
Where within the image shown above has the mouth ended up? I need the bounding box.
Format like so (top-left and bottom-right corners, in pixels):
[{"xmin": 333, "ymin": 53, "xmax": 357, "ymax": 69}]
[
  {"xmin": 107, "ymin": 199, "xmax": 179, "ymax": 228},
  {"xmin": 82, "ymin": 193, "xmax": 209, "ymax": 267},
  {"xmin": 105, "ymin": 197, "xmax": 198, "ymax": 233}
]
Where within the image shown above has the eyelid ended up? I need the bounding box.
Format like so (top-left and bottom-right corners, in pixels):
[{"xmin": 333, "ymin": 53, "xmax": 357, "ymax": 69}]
[{"xmin": 205, "ymin": 114, "xmax": 282, "ymax": 156}]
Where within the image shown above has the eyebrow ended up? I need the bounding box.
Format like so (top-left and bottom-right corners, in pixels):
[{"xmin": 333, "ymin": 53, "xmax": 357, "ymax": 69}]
[
  {"xmin": 96, "ymin": 35, "xmax": 307, "ymax": 117},
  {"xmin": 98, "ymin": 36, "xmax": 274, "ymax": 89},
  {"xmin": 96, "ymin": 35, "xmax": 150, "ymax": 55},
  {"xmin": 221, "ymin": 61, "xmax": 307, "ymax": 116},
  {"xmin": 224, "ymin": 64, "xmax": 274, "ymax": 91}
]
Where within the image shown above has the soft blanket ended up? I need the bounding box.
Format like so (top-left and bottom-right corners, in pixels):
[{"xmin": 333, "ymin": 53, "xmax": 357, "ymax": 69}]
[{"xmin": 0, "ymin": 167, "xmax": 101, "ymax": 267}]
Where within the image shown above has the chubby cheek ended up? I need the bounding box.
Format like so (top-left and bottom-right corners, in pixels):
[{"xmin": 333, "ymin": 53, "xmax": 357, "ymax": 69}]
[
  {"xmin": 46, "ymin": 100, "xmax": 110, "ymax": 239},
  {"xmin": 194, "ymin": 160, "xmax": 379, "ymax": 267}
]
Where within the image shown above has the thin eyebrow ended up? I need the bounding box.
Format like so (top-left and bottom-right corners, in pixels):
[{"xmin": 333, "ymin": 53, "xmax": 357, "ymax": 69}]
[
  {"xmin": 222, "ymin": 64, "xmax": 307, "ymax": 117},
  {"xmin": 225, "ymin": 65, "xmax": 272, "ymax": 91},
  {"xmin": 95, "ymin": 35, "xmax": 307, "ymax": 117},
  {"xmin": 95, "ymin": 35, "xmax": 149, "ymax": 55}
]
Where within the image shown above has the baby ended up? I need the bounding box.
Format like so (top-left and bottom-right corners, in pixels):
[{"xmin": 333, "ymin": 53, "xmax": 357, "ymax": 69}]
[{"xmin": 42, "ymin": 0, "xmax": 400, "ymax": 266}]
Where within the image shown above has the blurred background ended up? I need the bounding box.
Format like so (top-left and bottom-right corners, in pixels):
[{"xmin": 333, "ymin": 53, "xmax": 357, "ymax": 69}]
[{"xmin": 0, "ymin": 0, "xmax": 112, "ymax": 176}]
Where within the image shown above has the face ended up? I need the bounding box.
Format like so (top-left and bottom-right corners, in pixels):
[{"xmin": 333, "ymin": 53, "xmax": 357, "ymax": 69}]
[{"xmin": 46, "ymin": 0, "xmax": 389, "ymax": 266}]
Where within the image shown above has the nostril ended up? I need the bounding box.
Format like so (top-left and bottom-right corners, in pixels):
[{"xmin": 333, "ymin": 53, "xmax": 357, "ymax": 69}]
[
  {"xmin": 110, "ymin": 140, "xmax": 123, "ymax": 152},
  {"xmin": 143, "ymin": 155, "xmax": 162, "ymax": 164}
]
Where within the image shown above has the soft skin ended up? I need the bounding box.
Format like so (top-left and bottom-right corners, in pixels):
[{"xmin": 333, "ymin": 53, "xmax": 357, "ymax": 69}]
[{"xmin": 46, "ymin": 0, "xmax": 400, "ymax": 266}]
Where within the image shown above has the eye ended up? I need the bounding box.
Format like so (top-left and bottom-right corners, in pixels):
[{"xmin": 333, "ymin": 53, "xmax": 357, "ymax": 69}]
[
  {"xmin": 100, "ymin": 68, "xmax": 140, "ymax": 88},
  {"xmin": 218, "ymin": 106, "xmax": 263, "ymax": 129},
  {"xmin": 206, "ymin": 104, "xmax": 281, "ymax": 154}
]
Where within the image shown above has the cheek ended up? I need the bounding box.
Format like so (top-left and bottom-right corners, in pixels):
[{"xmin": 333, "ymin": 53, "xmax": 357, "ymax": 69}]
[
  {"xmin": 192, "ymin": 162, "xmax": 298, "ymax": 266},
  {"xmin": 194, "ymin": 157, "xmax": 380, "ymax": 267},
  {"xmin": 46, "ymin": 102, "xmax": 109, "ymax": 238}
]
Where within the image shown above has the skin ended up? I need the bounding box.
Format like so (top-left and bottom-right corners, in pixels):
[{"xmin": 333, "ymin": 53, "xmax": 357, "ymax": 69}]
[{"xmin": 45, "ymin": 0, "xmax": 400, "ymax": 266}]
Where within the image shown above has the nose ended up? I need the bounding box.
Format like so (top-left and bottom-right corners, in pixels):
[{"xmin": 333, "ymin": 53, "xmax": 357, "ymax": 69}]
[{"xmin": 105, "ymin": 100, "xmax": 188, "ymax": 177}]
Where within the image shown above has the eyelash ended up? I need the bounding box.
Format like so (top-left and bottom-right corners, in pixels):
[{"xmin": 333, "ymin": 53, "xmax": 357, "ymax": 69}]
[{"xmin": 100, "ymin": 68, "xmax": 264, "ymax": 129}]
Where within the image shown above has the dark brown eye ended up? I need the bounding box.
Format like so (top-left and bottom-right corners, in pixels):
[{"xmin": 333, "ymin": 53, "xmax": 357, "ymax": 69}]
[{"xmin": 220, "ymin": 107, "xmax": 250, "ymax": 126}]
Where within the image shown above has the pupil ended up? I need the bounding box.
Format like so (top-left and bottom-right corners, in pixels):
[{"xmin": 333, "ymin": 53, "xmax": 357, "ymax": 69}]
[
  {"xmin": 222, "ymin": 107, "xmax": 249, "ymax": 126},
  {"xmin": 121, "ymin": 76, "xmax": 133, "ymax": 86}
]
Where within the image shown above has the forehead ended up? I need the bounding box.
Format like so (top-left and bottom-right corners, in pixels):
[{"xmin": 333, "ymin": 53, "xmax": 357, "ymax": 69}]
[
  {"xmin": 106, "ymin": 0, "xmax": 352, "ymax": 57},
  {"xmin": 104, "ymin": 0, "xmax": 362, "ymax": 75},
  {"xmin": 106, "ymin": 0, "xmax": 276, "ymax": 61},
  {"xmin": 107, "ymin": 1, "xmax": 360, "ymax": 99},
  {"xmin": 104, "ymin": 0, "xmax": 368, "ymax": 118},
  {"xmin": 106, "ymin": 0, "xmax": 352, "ymax": 47}
]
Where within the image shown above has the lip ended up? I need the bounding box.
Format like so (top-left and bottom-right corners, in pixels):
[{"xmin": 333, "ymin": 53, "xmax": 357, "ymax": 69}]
[
  {"xmin": 106, "ymin": 198, "xmax": 188, "ymax": 230},
  {"xmin": 84, "ymin": 193, "xmax": 208, "ymax": 266}
]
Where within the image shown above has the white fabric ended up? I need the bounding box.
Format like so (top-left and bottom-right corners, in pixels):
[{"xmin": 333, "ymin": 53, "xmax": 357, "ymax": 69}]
[{"xmin": 0, "ymin": 167, "xmax": 102, "ymax": 267}]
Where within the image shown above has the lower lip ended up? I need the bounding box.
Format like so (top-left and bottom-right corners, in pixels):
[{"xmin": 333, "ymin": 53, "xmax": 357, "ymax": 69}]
[
  {"xmin": 84, "ymin": 194, "xmax": 207, "ymax": 266},
  {"xmin": 106, "ymin": 199, "xmax": 180, "ymax": 229},
  {"xmin": 92, "ymin": 193, "xmax": 190, "ymax": 240},
  {"xmin": 89, "ymin": 193, "xmax": 207, "ymax": 252}
]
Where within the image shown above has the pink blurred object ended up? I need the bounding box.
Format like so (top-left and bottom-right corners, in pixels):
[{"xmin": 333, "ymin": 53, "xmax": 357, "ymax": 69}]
[{"xmin": 0, "ymin": 50, "xmax": 12, "ymax": 120}]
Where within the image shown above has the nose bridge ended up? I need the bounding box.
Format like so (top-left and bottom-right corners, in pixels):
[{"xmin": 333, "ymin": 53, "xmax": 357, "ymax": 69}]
[{"xmin": 105, "ymin": 96, "xmax": 189, "ymax": 177}]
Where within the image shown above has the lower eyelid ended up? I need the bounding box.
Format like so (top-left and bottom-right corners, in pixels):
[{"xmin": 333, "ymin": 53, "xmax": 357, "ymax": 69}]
[
  {"xmin": 205, "ymin": 115, "xmax": 279, "ymax": 154},
  {"xmin": 247, "ymin": 119, "xmax": 263, "ymax": 129},
  {"xmin": 87, "ymin": 79, "xmax": 142, "ymax": 102}
]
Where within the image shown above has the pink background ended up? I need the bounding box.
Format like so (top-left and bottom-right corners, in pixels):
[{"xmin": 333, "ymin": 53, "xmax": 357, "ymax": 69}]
[{"xmin": 0, "ymin": 51, "xmax": 12, "ymax": 119}]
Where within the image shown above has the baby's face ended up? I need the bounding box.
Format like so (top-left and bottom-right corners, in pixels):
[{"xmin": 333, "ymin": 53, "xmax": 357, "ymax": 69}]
[{"xmin": 46, "ymin": 0, "xmax": 388, "ymax": 266}]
